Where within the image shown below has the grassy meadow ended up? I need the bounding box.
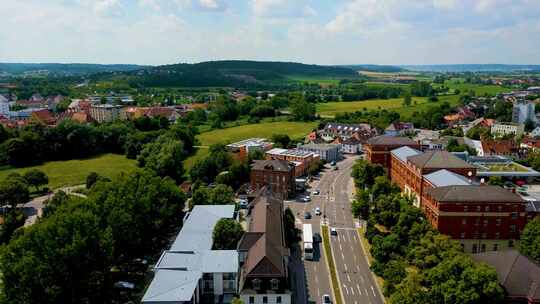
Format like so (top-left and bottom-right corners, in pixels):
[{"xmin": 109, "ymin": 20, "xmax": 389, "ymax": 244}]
[
  {"xmin": 316, "ymin": 95, "xmax": 460, "ymax": 118},
  {"xmin": 184, "ymin": 121, "xmax": 317, "ymax": 170},
  {"xmin": 0, "ymin": 154, "xmax": 137, "ymax": 189}
]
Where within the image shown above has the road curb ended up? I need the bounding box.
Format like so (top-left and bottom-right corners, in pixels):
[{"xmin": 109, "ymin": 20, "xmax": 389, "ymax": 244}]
[
  {"xmin": 321, "ymin": 224, "xmax": 345, "ymax": 304},
  {"xmin": 356, "ymin": 228, "xmax": 386, "ymax": 303}
]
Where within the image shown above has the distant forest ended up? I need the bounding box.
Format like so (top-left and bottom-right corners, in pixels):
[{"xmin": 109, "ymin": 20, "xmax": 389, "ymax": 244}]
[{"xmin": 0, "ymin": 63, "xmax": 146, "ymax": 75}]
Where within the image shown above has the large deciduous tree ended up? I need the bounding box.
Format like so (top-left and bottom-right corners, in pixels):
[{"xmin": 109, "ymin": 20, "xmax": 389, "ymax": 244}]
[
  {"xmin": 520, "ymin": 217, "xmax": 540, "ymax": 263},
  {"xmin": 212, "ymin": 218, "xmax": 244, "ymax": 250}
]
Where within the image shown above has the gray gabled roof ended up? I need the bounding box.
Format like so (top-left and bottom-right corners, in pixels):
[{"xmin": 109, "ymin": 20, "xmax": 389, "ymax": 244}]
[
  {"xmin": 423, "ymin": 169, "xmax": 470, "ymax": 187},
  {"xmin": 366, "ymin": 135, "xmax": 418, "ymax": 146},
  {"xmin": 391, "ymin": 146, "xmax": 422, "ymax": 163}
]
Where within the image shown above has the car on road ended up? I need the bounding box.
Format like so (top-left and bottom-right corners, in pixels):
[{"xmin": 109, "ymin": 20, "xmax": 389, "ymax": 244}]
[
  {"xmin": 322, "ymin": 294, "xmax": 332, "ymax": 303},
  {"xmin": 313, "ymin": 189, "xmax": 320, "ymax": 195},
  {"xmin": 314, "ymin": 207, "xmax": 321, "ymax": 216},
  {"xmin": 304, "ymin": 211, "xmax": 312, "ymax": 219},
  {"xmin": 330, "ymin": 227, "xmax": 337, "ymax": 236},
  {"xmin": 300, "ymin": 196, "xmax": 311, "ymax": 202},
  {"xmin": 238, "ymin": 199, "xmax": 249, "ymax": 209},
  {"xmin": 313, "ymin": 232, "xmax": 322, "ymax": 243},
  {"xmin": 330, "ymin": 161, "xmax": 336, "ymax": 166}
]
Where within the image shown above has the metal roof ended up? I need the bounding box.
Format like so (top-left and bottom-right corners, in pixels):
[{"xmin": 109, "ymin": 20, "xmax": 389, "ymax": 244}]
[
  {"xmin": 142, "ymin": 205, "xmax": 238, "ymax": 303},
  {"xmin": 391, "ymin": 146, "xmax": 422, "ymax": 163},
  {"xmin": 423, "ymin": 169, "xmax": 470, "ymax": 187}
]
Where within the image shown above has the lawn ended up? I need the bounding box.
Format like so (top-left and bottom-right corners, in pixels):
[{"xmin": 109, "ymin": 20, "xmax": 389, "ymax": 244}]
[
  {"xmin": 316, "ymin": 95, "xmax": 460, "ymax": 119},
  {"xmin": 184, "ymin": 121, "xmax": 317, "ymax": 170},
  {"xmin": 0, "ymin": 154, "xmax": 137, "ymax": 189}
]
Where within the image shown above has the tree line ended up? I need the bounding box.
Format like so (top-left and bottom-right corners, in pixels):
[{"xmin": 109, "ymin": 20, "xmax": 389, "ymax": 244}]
[{"xmin": 351, "ymin": 160, "xmax": 505, "ymax": 304}]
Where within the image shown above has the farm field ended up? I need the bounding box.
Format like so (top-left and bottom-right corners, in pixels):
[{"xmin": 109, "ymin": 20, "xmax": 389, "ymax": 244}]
[
  {"xmin": 286, "ymin": 75, "xmax": 344, "ymax": 86},
  {"xmin": 184, "ymin": 121, "xmax": 317, "ymax": 170},
  {"xmin": 0, "ymin": 154, "xmax": 137, "ymax": 189},
  {"xmin": 316, "ymin": 95, "xmax": 460, "ymax": 118},
  {"xmin": 435, "ymin": 79, "xmax": 511, "ymax": 95}
]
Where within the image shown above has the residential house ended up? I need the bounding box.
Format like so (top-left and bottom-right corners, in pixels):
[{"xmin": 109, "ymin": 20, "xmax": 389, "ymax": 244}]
[
  {"xmin": 472, "ymin": 250, "xmax": 540, "ymax": 304},
  {"xmin": 89, "ymin": 104, "xmax": 123, "ymax": 123},
  {"xmin": 250, "ymin": 160, "xmax": 295, "ymax": 199},
  {"xmin": 0, "ymin": 94, "xmax": 9, "ymax": 116},
  {"xmin": 320, "ymin": 122, "xmax": 376, "ymax": 141},
  {"xmin": 238, "ymin": 191, "xmax": 291, "ymax": 304},
  {"xmin": 530, "ymin": 127, "xmax": 540, "ymax": 138},
  {"xmin": 491, "ymin": 122, "xmax": 525, "ymax": 138},
  {"xmin": 30, "ymin": 109, "xmax": 56, "ymax": 126},
  {"xmin": 142, "ymin": 205, "xmax": 239, "ymax": 304},
  {"xmin": 341, "ymin": 137, "xmax": 362, "ymax": 154},
  {"xmin": 385, "ymin": 122, "xmax": 414, "ymax": 136}
]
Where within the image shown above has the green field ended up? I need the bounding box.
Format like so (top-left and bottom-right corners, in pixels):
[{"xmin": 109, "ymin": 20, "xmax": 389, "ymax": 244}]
[
  {"xmin": 316, "ymin": 95, "xmax": 460, "ymax": 118},
  {"xmin": 0, "ymin": 154, "xmax": 137, "ymax": 189},
  {"xmin": 184, "ymin": 121, "xmax": 317, "ymax": 170},
  {"xmin": 286, "ymin": 75, "xmax": 345, "ymax": 86},
  {"xmin": 435, "ymin": 79, "xmax": 510, "ymax": 95}
]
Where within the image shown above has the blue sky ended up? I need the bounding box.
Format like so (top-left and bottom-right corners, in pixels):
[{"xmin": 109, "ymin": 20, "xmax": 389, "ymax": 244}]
[{"xmin": 1, "ymin": 0, "xmax": 539, "ymax": 65}]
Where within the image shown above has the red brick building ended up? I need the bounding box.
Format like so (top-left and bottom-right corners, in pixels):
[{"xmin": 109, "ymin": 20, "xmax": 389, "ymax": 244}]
[
  {"xmin": 424, "ymin": 185, "xmax": 527, "ymax": 253},
  {"xmin": 265, "ymin": 148, "xmax": 320, "ymax": 177},
  {"xmin": 250, "ymin": 160, "xmax": 295, "ymax": 199},
  {"xmin": 364, "ymin": 136, "xmax": 421, "ymax": 172},
  {"xmin": 390, "ymin": 148, "xmax": 476, "ymax": 206}
]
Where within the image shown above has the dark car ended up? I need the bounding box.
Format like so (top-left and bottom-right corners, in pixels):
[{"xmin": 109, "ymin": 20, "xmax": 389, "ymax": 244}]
[
  {"xmin": 304, "ymin": 211, "xmax": 312, "ymax": 219},
  {"xmin": 313, "ymin": 232, "xmax": 322, "ymax": 243}
]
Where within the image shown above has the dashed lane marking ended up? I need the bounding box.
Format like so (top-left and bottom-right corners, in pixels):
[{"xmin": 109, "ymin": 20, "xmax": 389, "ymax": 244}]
[
  {"xmin": 357, "ymin": 285, "xmax": 362, "ymax": 295},
  {"xmin": 371, "ymin": 285, "xmax": 376, "ymax": 297}
]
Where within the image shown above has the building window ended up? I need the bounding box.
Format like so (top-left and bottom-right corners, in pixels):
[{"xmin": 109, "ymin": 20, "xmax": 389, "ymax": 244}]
[
  {"xmin": 493, "ymin": 244, "xmax": 499, "ymax": 251},
  {"xmin": 485, "ymin": 206, "xmax": 490, "ymax": 212},
  {"xmin": 511, "ymin": 212, "xmax": 518, "ymax": 220},
  {"xmin": 495, "ymin": 232, "xmax": 500, "ymax": 239},
  {"xmin": 481, "ymin": 233, "xmax": 487, "ymax": 239},
  {"xmin": 510, "ymin": 225, "xmax": 516, "ymax": 233},
  {"xmin": 253, "ymin": 279, "xmax": 261, "ymax": 290},
  {"xmin": 481, "ymin": 244, "xmax": 486, "ymax": 252},
  {"xmin": 460, "ymin": 232, "xmax": 465, "ymax": 239},
  {"xmin": 483, "ymin": 219, "xmax": 488, "ymax": 226},
  {"xmin": 464, "ymin": 206, "xmax": 468, "ymax": 212},
  {"xmin": 472, "ymin": 244, "xmax": 478, "ymax": 253},
  {"xmin": 277, "ymin": 296, "xmax": 282, "ymax": 303},
  {"xmin": 462, "ymin": 219, "xmax": 467, "ymax": 225},
  {"xmin": 271, "ymin": 279, "xmax": 279, "ymax": 290},
  {"xmin": 509, "ymin": 240, "xmax": 514, "ymax": 248},
  {"xmin": 496, "ymin": 218, "xmax": 501, "ymax": 226},
  {"xmin": 477, "ymin": 206, "xmax": 481, "ymax": 211},
  {"xmin": 263, "ymin": 296, "xmax": 268, "ymax": 304},
  {"xmin": 249, "ymin": 296, "xmax": 255, "ymax": 304},
  {"xmin": 498, "ymin": 205, "xmax": 502, "ymax": 212}
]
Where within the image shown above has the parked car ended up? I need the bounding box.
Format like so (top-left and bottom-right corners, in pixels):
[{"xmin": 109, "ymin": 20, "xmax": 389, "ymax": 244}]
[
  {"xmin": 330, "ymin": 228, "xmax": 337, "ymax": 236},
  {"xmin": 330, "ymin": 161, "xmax": 336, "ymax": 166},
  {"xmin": 114, "ymin": 281, "xmax": 135, "ymax": 290},
  {"xmin": 313, "ymin": 232, "xmax": 322, "ymax": 243},
  {"xmin": 304, "ymin": 211, "xmax": 312, "ymax": 219},
  {"xmin": 313, "ymin": 189, "xmax": 320, "ymax": 195},
  {"xmin": 322, "ymin": 294, "xmax": 332, "ymax": 303},
  {"xmin": 301, "ymin": 196, "xmax": 311, "ymax": 203},
  {"xmin": 238, "ymin": 199, "xmax": 249, "ymax": 209},
  {"xmin": 315, "ymin": 207, "xmax": 321, "ymax": 216}
]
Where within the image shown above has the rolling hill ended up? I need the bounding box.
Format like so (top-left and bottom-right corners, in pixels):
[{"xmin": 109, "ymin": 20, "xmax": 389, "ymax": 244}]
[
  {"xmin": 123, "ymin": 60, "xmax": 359, "ymax": 87},
  {"xmin": 0, "ymin": 63, "xmax": 146, "ymax": 76}
]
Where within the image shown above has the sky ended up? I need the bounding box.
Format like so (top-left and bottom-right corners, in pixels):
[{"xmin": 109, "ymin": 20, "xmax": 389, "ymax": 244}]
[{"xmin": 1, "ymin": 0, "xmax": 539, "ymax": 66}]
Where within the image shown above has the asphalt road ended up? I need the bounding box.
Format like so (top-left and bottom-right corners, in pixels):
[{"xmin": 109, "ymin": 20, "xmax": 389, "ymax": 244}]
[{"xmin": 286, "ymin": 155, "xmax": 384, "ymax": 304}]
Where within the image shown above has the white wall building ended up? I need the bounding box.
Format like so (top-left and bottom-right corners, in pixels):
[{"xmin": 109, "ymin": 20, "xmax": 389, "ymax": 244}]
[
  {"xmin": 491, "ymin": 123, "xmax": 525, "ymax": 137},
  {"xmin": 512, "ymin": 101, "xmax": 538, "ymax": 124}
]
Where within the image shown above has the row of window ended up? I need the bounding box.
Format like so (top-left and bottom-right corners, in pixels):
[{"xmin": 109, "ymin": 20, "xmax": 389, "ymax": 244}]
[
  {"xmin": 249, "ymin": 295, "xmax": 282, "ymax": 304},
  {"xmin": 461, "ymin": 217, "xmax": 518, "ymax": 226},
  {"xmin": 459, "ymin": 226, "xmax": 516, "ymax": 239},
  {"xmin": 252, "ymin": 278, "xmax": 280, "ymax": 290}
]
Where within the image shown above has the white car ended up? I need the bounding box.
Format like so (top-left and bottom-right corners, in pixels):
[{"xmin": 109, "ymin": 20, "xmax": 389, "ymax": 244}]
[
  {"xmin": 315, "ymin": 207, "xmax": 321, "ymax": 216},
  {"xmin": 330, "ymin": 228, "xmax": 337, "ymax": 236},
  {"xmin": 322, "ymin": 294, "xmax": 332, "ymax": 303}
]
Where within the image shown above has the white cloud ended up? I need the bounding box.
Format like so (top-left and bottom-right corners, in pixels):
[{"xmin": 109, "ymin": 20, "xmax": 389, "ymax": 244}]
[
  {"xmin": 92, "ymin": 0, "xmax": 121, "ymax": 15},
  {"xmin": 251, "ymin": 0, "xmax": 316, "ymax": 18},
  {"xmin": 433, "ymin": 0, "xmax": 457, "ymax": 10}
]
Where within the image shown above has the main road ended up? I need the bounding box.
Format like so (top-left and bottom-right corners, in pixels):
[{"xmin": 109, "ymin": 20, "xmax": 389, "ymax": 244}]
[{"xmin": 286, "ymin": 155, "xmax": 384, "ymax": 304}]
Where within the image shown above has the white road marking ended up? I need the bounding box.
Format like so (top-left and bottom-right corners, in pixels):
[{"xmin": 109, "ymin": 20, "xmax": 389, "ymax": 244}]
[
  {"xmin": 344, "ymin": 284, "xmax": 349, "ymax": 295},
  {"xmin": 365, "ymin": 288, "xmax": 369, "ymax": 298},
  {"xmin": 360, "ymin": 275, "xmax": 365, "ymax": 283},
  {"xmin": 357, "ymin": 285, "xmax": 362, "ymax": 295},
  {"xmin": 351, "ymin": 286, "xmax": 355, "ymax": 296},
  {"xmin": 347, "ymin": 274, "xmax": 351, "ymax": 282},
  {"xmin": 371, "ymin": 285, "xmax": 376, "ymax": 297},
  {"xmin": 344, "ymin": 263, "xmax": 348, "ymax": 271},
  {"xmin": 341, "ymin": 252, "xmax": 345, "ymax": 259},
  {"xmin": 339, "ymin": 243, "xmax": 343, "ymax": 251}
]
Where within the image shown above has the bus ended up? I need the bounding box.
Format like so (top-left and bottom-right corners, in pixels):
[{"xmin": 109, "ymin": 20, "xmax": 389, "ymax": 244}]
[{"xmin": 303, "ymin": 224, "xmax": 314, "ymax": 260}]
